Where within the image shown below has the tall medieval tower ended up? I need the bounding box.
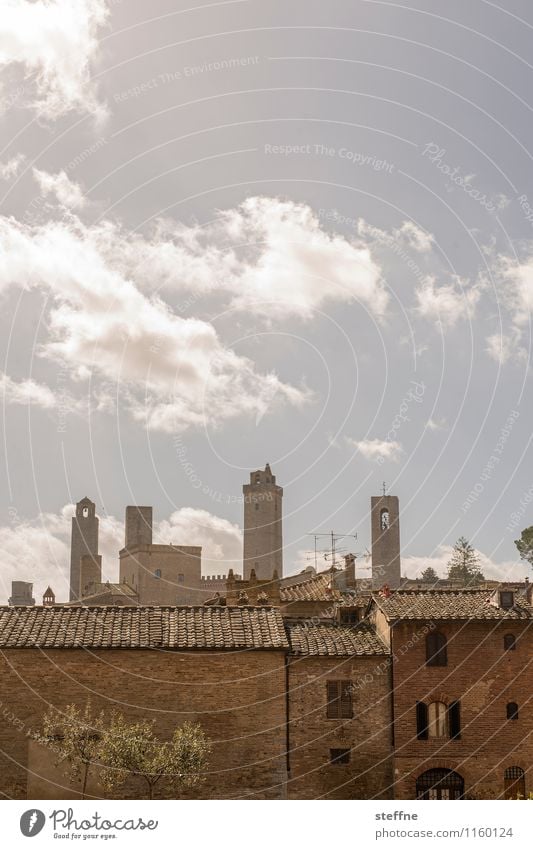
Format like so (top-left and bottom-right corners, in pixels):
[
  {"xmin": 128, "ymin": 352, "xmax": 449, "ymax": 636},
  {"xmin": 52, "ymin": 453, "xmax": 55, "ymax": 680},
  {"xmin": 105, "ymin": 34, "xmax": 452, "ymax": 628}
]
[
  {"xmin": 371, "ymin": 493, "xmax": 401, "ymax": 589},
  {"xmin": 243, "ymin": 464, "xmax": 283, "ymax": 580},
  {"xmin": 69, "ymin": 497, "xmax": 99, "ymax": 600}
]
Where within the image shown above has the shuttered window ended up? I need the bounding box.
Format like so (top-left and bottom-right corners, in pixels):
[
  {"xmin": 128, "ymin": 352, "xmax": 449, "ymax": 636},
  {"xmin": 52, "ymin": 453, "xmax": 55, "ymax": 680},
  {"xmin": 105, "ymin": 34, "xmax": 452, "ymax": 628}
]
[
  {"xmin": 416, "ymin": 701, "xmax": 428, "ymax": 739},
  {"xmin": 326, "ymin": 680, "xmax": 353, "ymax": 719},
  {"xmin": 448, "ymin": 700, "xmax": 461, "ymax": 739}
]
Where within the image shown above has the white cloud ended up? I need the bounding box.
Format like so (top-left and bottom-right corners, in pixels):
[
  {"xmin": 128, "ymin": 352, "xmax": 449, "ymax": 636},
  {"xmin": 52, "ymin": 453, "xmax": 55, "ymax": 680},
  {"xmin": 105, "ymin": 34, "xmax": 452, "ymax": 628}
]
[
  {"xmin": 485, "ymin": 329, "xmax": 527, "ymax": 366},
  {"xmin": 0, "ymin": 0, "xmax": 109, "ymax": 120},
  {"xmin": 497, "ymin": 256, "xmax": 533, "ymax": 327},
  {"xmin": 103, "ymin": 197, "xmax": 388, "ymax": 319},
  {"xmin": 357, "ymin": 218, "xmax": 434, "ymax": 253},
  {"xmin": 416, "ymin": 276, "xmax": 480, "ymax": 327},
  {"xmin": 0, "ymin": 213, "xmax": 310, "ymax": 433},
  {"xmin": 426, "ymin": 417, "xmax": 447, "ymax": 431},
  {"xmin": 0, "ymin": 371, "xmax": 57, "ymax": 408},
  {"xmin": 156, "ymin": 508, "xmax": 242, "ymax": 575},
  {"xmin": 33, "ymin": 168, "xmax": 86, "ymax": 209},
  {"xmin": 346, "ymin": 437, "xmax": 403, "ymax": 463},
  {"xmin": 0, "ymin": 504, "xmax": 242, "ymax": 603},
  {"xmin": 0, "ymin": 153, "xmax": 25, "ymax": 180},
  {"xmin": 402, "ymin": 545, "xmax": 529, "ymax": 582}
]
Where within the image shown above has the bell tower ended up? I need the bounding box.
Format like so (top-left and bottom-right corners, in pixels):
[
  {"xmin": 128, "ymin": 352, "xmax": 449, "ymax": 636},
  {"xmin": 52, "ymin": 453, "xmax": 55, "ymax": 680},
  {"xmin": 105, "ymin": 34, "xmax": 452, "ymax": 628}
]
[
  {"xmin": 69, "ymin": 497, "xmax": 99, "ymax": 601},
  {"xmin": 371, "ymin": 493, "xmax": 401, "ymax": 589},
  {"xmin": 243, "ymin": 464, "xmax": 283, "ymax": 580}
]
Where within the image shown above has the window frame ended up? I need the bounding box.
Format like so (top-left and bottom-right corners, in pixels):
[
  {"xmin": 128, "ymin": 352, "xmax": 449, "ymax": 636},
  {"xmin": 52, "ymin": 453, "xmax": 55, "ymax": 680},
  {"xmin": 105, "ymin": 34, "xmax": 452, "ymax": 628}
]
[
  {"xmin": 426, "ymin": 631, "xmax": 448, "ymax": 667},
  {"xmin": 506, "ymin": 701, "xmax": 519, "ymax": 720},
  {"xmin": 503, "ymin": 633, "xmax": 516, "ymax": 651},
  {"xmin": 330, "ymin": 748, "xmax": 351, "ymax": 765},
  {"xmin": 326, "ymin": 680, "xmax": 353, "ymax": 720}
]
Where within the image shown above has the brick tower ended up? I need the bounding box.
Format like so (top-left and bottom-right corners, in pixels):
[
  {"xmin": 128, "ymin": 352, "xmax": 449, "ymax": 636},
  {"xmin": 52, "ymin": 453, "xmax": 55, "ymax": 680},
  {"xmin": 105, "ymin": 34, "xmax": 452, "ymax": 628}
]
[
  {"xmin": 243, "ymin": 464, "xmax": 283, "ymax": 579},
  {"xmin": 371, "ymin": 494, "xmax": 401, "ymax": 589},
  {"xmin": 69, "ymin": 497, "xmax": 99, "ymax": 601}
]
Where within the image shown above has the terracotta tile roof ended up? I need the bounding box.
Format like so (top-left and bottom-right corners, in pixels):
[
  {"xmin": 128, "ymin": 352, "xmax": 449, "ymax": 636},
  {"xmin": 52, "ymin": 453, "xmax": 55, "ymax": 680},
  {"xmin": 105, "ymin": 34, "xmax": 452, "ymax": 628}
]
[
  {"xmin": 280, "ymin": 571, "xmax": 344, "ymax": 603},
  {"xmin": 288, "ymin": 621, "xmax": 389, "ymax": 656},
  {"xmin": 0, "ymin": 606, "xmax": 289, "ymax": 650},
  {"xmin": 373, "ymin": 589, "xmax": 533, "ymax": 621}
]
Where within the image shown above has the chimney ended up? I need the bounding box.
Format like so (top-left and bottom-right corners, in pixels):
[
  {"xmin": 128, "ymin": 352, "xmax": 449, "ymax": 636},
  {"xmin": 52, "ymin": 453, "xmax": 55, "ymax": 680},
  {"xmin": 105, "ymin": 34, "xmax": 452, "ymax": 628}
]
[{"xmin": 8, "ymin": 581, "xmax": 35, "ymax": 607}]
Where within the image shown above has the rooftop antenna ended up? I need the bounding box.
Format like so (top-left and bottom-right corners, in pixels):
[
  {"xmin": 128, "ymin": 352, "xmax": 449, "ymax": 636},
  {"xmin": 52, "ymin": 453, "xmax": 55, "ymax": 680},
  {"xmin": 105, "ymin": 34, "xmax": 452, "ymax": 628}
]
[{"xmin": 307, "ymin": 531, "xmax": 358, "ymax": 570}]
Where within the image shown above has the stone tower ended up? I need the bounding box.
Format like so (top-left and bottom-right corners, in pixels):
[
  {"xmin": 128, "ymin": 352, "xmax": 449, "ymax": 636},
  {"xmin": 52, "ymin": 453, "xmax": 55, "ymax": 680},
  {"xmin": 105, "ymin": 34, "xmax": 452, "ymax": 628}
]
[
  {"xmin": 243, "ymin": 464, "xmax": 283, "ymax": 580},
  {"xmin": 371, "ymin": 494, "xmax": 401, "ymax": 589},
  {"xmin": 69, "ymin": 497, "xmax": 99, "ymax": 601}
]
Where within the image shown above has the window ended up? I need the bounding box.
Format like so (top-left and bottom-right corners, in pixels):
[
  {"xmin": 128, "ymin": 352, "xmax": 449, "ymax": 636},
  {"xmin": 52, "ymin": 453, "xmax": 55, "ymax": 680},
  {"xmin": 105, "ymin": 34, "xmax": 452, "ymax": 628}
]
[
  {"xmin": 326, "ymin": 680, "xmax": 353, "ymax": 719},
  {"xmin": 340, "ymin": 609, "xmax": 358, "ymax": 625},
  {"xmin": 507, "ymin": 702, "xmax": 519, "ymax": 720},
  {"xmin": 426, "ymin": 631, "xmax": 447, "ymax": 666},
  {"xmin": 504, "ymin": 633, "xmax": 516, "ymax": 651},
  {"xmin": 330, "ymin": 748, "xmax": 351, "ymax": 765},
  {"xmin": 154, "ymin": 569, "xmax": 161, "ymax": 579},
  {"xmin": 504, "ymin": 767, "xmax": 525, "ymax": 799},
  {"xmin": 380, "ymin": 509, "xmax": 390, "ymax": 530},
  {"xmin": 178, "ymin": 573, "xmax": 185, "ymax": 584},
  {"xmin": 82, "ymin": 506, "xmax": 89, "ymax": 518},
  {"xmin": 417, "ymin": 701, "xmax": 460, "ymax": 739},
  {"xmin": 428, "ymin": 701, "xmax": 448, "ymax": 738},
  {"xmin": 500, "ymin": 591, "xmax": 514, "ymax": 609},
  {"xmin": 416, "ymin": 769, "xmax": 464, "ymax": 800}
]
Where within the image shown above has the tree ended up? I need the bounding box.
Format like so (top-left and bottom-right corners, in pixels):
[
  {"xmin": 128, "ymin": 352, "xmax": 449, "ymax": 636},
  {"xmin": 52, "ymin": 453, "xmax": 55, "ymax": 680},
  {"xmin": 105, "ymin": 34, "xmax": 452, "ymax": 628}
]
[
  {"xmin": 42, "ymin": 701, "xmax": 104, "ymax": 799},
  {"xmin": 447, "ymin": 537, "xmax": 485, "ymax": 585},
  {"xmin": 420, "ymin": 566, "xmax": 439, "ymax": 582},
  {"xmin": 514, "ymin": 526, "xmax": 533, "ymax": 569},
  {"xmin": 99, "ymin": 714, "xmax": 210, "ymax": 800}
]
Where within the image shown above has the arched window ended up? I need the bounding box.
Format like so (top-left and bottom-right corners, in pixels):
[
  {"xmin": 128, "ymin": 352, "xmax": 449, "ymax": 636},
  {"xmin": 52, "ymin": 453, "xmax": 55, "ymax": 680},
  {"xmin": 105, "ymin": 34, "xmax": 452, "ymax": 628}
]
[
  {"xmin": 82, "ymin": 507, "xmax": 89, "ymax": 518},
  {"xmin": 507, "ymin": 702, "xmax": 519, "ymax": 720},
  {"xmin": 426, "ymin": 631, "xmax": 447, "ymax": 666},
  {"xmin": 154, "ymin": 569, "xmax": 161, "ymax": 579},
  {"xmin": 504, "ymin": 767, "xmax": 525, "ymax": 799},
  {"xmin": 416, "ymin": 768, "xmax": 464, "ymax": 800},
  {"xmin": 504, "ymin": 634, "xmax": 516, "ymax": 651},
  {"xmin": 380, "ymin": 509, "xmax": 390, "ymax": 530},
  {"xmin": 427, "ymin": 701, "xmax": 448, "ymax": 738}
]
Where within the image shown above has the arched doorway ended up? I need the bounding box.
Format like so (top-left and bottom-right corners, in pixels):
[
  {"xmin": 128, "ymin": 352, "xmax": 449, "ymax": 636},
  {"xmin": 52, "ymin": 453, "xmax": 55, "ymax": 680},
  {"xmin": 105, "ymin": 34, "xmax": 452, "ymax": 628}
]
[{"xmin": 416, "ymin": 768, "xmax": 464, "ymax": 799}]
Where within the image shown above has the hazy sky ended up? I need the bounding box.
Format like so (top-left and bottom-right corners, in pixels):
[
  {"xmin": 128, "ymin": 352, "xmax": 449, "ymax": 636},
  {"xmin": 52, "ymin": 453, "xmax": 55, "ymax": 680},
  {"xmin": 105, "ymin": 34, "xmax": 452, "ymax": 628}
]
[{"xmin": 1, "ymin": 0, "xmax": 533, "ymax": 602}]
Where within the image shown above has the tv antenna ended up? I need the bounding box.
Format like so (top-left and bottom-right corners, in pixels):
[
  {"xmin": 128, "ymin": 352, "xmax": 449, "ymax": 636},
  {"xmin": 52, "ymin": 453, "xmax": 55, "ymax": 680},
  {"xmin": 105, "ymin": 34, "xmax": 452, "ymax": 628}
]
[{"xmin": 306, "ymin": 531, "xmax": 358, "ymax": 570}]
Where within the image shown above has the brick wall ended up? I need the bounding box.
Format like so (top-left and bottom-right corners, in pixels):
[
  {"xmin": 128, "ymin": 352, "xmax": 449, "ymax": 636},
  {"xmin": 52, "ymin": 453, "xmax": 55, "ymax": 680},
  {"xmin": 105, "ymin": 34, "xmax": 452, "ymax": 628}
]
[
  {"xmin": 391, "ymin": 619, "xmax": 533, "ymax": 799},
  {"xmin": 0, "ymin": 648, "xmax": 287, "ymax": 800},
  {"xmin": 287, "ymin": 655, "xmax": 393, "ymax": 799}
]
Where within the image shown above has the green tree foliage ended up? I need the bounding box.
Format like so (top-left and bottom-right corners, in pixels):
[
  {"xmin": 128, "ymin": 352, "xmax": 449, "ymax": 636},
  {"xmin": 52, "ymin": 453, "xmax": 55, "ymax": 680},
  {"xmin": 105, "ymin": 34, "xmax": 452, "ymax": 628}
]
[
  {"xmin": 447, "ymin": 536, "xmax": 485, "ymax": 585},
  {"xmin": 514, "ymin": 526, "xmax": 533, "ymax": 568},
  {"xmin": 99, "ymin": 715, "xmax": 210, "ymax": 800},
  {"xmin": 420, "ymin": 566, "xmax": 439, "ymax": 582},
  {"xmin": 42, "ymin": 701, "xmax": 104, "ymax": 799}
]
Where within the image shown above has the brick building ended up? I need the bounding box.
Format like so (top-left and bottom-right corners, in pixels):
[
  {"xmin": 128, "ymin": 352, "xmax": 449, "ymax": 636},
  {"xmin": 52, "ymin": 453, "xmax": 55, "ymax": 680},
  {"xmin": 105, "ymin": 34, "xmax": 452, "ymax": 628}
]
[
  {"xmin": 369, "ymin": 586, "xmax": 533, "ymax": 800},
  {"xmin": 287, "ymin": 622, "xmax": 392, "ymax": 799},
  {"xmin": 0, "ymin": 604, "xmax": 392, "ymax": 801},
  {"xmin": 0, "ymin": 606, "xmax": 289, "ymax": 800}
]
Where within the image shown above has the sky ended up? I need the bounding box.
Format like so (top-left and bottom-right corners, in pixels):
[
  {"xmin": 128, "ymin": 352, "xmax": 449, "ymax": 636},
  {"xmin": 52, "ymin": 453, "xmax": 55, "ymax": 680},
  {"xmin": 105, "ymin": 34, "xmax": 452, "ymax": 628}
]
[{"xmin": 1, "ymin": 0, "xmax": 533, "ymax": 602}]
